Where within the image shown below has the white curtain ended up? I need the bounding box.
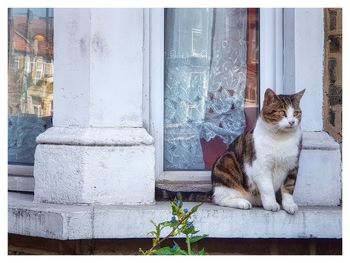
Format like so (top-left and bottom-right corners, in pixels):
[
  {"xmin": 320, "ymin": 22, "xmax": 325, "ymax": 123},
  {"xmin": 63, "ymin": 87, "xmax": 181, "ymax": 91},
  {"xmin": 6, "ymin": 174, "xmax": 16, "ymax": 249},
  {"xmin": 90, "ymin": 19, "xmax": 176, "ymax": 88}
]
[{"xmin": 164, "ymin": 8, "xmax": 248, "ymax": 170}]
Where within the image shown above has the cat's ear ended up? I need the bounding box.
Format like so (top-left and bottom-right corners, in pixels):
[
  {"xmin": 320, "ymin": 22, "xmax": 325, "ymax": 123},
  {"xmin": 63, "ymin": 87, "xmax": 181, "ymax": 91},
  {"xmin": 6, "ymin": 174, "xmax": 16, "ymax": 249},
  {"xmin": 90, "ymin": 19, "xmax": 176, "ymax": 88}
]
[
  {"xmin": 293, "ymin": 89, "xmax": 306, "ymax": 104},
  {"xmin": 263, "ymin": 88, "xmax": 279, "ymax": 106}
]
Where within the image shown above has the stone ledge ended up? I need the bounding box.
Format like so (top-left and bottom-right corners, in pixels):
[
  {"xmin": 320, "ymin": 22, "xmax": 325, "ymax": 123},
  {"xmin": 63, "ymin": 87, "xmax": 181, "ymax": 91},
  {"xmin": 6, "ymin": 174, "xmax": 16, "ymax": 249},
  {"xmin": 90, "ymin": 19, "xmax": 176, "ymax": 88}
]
[
  {"xmin": 302, "ymin": 131, "xmax": 339, "ymax": 150},
  {"xmin": 36, "ymin": 127, "xmax": 154, "ymax": 146},
  {"xmin": 8, "ymin": 192, "xmax": 342, "ymax": 240}
]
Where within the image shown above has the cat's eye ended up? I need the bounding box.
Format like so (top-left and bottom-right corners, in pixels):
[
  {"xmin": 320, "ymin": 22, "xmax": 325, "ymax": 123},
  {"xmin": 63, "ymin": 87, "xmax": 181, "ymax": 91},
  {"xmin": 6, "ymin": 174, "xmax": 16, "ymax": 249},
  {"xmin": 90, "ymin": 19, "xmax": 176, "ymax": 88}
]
[
  {"xmin": 294, "ymin": 110, "xmax": 301, "ymax": 116},
  {"xmin": 278, "ymin": 110, "xmax": 286, "ymax": 117}
]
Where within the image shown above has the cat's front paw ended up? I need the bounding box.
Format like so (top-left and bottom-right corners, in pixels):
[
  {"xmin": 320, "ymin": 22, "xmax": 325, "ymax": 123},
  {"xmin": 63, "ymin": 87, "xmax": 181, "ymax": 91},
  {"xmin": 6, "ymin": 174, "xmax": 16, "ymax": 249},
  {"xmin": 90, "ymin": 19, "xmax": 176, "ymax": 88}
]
[
  {"xmin": 282, "ymin": 200, "xmax": 298, "ymax": 215},
  {"xmin": 263, "ymin": 201, "xmax": 280, "ymax": 212},
  {"xmin": 236, "ymin": 199, "xmax": 252, "ymax": 210}
]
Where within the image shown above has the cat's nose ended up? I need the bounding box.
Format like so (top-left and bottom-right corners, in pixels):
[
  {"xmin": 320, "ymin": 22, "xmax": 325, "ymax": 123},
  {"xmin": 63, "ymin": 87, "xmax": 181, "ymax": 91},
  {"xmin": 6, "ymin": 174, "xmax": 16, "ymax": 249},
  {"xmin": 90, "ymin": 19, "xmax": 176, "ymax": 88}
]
[{"xmin": 288, "ymin": 120, "xmax": 295, "ymax": 126}]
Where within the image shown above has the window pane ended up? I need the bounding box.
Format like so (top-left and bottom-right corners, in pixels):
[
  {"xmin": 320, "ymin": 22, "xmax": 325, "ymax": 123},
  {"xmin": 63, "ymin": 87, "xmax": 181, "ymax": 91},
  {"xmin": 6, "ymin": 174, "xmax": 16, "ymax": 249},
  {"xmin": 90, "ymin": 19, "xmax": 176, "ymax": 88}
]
[
  {"xmin": 8, "ymin": 8, "xmax": 54, "ymax": 165},
  {"xmin": 164, "ymin": 8, "xmax": 259, "ymax": 171}
]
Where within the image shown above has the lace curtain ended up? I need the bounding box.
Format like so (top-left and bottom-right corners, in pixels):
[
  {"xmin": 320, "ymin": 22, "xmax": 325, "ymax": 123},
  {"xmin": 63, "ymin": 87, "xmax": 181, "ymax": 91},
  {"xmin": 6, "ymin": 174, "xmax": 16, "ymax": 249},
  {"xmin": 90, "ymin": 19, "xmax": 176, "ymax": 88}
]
[{"xmin": 164, "ymin": 8, "xmax": 248, "ymax": 170}]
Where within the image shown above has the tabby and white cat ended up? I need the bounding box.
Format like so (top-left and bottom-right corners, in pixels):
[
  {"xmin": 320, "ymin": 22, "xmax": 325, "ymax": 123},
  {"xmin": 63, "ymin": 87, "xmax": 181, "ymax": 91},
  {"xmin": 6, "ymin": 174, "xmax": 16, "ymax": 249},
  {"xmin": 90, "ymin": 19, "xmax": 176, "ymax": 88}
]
[{"xmin": 211, "ymin": 88, "xmax": 305, "ymax": 214}]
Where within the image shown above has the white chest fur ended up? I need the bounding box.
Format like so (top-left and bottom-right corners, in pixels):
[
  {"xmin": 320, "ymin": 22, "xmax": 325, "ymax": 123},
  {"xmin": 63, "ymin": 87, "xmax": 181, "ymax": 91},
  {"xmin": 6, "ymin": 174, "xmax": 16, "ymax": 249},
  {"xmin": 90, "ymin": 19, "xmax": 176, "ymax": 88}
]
[{"xmin": 247, "ymin": 119, "xmax": 302, "ymax": 192}]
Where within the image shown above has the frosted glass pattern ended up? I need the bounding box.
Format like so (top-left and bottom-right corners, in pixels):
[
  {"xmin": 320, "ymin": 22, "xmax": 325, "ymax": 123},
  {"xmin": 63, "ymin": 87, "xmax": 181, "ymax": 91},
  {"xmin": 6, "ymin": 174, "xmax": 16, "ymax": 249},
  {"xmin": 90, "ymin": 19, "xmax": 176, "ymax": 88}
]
[
  {"xmin": 164, "ymin": 8, "xmax": 248, "ymax": 170},
  {"xmin": 8, "ymin": 8, "xmax": 54, "ymax": 164}
]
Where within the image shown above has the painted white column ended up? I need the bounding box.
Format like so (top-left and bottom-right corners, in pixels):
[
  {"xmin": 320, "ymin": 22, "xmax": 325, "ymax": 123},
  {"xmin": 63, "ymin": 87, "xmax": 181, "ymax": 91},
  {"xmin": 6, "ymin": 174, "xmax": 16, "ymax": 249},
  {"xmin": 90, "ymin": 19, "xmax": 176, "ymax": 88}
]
[
  {"xmin": 289, "ymin": 8, "xmax": 324, "ymax": 131},
  {"xmin": 283, "ymin": 9, "xmax": 340, "ymax": 207},
  {"xmin": 34, "ymin": 9, "xmax": 155, "ymax": 205}
]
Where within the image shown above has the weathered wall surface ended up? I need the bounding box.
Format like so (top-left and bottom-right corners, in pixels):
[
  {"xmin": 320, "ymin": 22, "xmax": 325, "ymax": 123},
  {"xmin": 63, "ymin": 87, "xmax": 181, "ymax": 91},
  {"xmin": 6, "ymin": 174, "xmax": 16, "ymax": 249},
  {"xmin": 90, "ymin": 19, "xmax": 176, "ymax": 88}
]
[{"xmin": 323, "ymin": 8, "xmax": 342, "ymax": 143}]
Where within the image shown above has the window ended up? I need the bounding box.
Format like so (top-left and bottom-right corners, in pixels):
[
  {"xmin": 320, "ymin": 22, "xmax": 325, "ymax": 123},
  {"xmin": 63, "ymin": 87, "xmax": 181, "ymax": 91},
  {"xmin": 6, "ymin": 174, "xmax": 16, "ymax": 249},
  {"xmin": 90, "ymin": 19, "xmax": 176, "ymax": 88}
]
[
  {"xmin": 163, "ymin": 9, "xmax": 259, "ymax": 171},
  {"xmin": 8, "ymin": 8, "xmax": 54, "ymax": 191},
  {"xmin": 150, "ymin": 8, "xmax": 281, "ymax": 191}
]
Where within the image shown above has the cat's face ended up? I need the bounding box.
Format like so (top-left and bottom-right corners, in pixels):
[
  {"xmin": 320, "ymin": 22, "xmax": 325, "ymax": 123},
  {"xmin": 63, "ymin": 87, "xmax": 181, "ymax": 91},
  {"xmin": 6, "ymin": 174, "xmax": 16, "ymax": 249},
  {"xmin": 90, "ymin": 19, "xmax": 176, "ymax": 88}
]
[{"xmin": 261, "ymin": 89, "xmax": 305, "ymax": 132}]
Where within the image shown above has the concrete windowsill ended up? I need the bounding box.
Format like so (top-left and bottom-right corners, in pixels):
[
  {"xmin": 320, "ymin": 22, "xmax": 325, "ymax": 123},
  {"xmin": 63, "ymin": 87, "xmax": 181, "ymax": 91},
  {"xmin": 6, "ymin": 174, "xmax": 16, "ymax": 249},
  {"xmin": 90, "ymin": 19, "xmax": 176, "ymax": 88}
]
[{"xmin": 8, "ymin": 192, "xmax": 342, "ymax": 240}]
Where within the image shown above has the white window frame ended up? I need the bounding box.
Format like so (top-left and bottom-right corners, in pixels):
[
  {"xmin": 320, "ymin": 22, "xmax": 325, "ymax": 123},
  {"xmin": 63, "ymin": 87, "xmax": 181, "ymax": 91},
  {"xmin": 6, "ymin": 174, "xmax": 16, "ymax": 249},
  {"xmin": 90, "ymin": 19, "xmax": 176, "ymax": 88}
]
[{"xmin": 148, "ymin": 8, "xmax": 284, "ymax": 191}]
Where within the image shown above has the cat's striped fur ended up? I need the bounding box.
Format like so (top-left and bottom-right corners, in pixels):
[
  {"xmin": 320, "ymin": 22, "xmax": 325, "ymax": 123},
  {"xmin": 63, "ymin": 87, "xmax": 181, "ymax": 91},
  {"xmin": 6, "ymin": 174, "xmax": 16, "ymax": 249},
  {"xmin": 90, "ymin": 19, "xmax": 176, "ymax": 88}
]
[{"xmin": 211, "ymin": 88, "xmax": 305, "ymax": 214}]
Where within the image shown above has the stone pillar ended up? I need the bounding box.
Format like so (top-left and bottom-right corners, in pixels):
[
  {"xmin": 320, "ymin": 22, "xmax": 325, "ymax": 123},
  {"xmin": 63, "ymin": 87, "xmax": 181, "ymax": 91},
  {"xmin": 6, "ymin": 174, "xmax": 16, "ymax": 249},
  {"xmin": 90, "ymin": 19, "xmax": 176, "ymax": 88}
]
[
  {"xmin": 33, "ymin": 9, "xmax": 155, "ymax": 205},
  {"xmin": 294, "ymin": 8, "xmax": 324, "ymax": 131},
  {"xmin": 282, "ymin": 9, "xmax": 341, "ymax": 207}
]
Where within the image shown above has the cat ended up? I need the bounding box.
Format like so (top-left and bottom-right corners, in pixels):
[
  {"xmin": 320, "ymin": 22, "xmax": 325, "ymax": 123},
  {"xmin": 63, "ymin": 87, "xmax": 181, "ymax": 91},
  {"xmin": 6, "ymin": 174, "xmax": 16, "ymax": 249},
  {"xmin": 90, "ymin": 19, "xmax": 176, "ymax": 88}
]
[{"xmin": 211, "ymin": 88, "xmax": 305, "ymax": 214}]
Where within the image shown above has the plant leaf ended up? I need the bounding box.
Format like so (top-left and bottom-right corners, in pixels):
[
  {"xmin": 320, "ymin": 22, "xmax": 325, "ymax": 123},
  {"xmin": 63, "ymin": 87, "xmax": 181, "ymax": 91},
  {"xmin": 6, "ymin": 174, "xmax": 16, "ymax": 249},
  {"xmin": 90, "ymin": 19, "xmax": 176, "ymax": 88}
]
[
  {"xmin": 147, "ymin": 231, "xmax": 156, "ymax": 236},
  {"xmin": 171, "ymin": 201, "xmax": 179, "ymax": 215},
  {"xmin": 172, "ymin": 246, "xmax": 187, "ymax": 255},
  {"xmin": 190, "ymin": 203, "xmax": 202, "ymax": 213},
  {"xmin": 189, "ymin": 234, "xmax": 208, "ymax": 244},
  {"xmin": 182, "ymin": 225, "xmax": 196, "ymax": 235},
  {"xmin": 197, "ymin": 248, "xmax": 208, "ymax": 255},
  {"xmin": 159, "ymin": 221, "xmax": 172, "ymax": 228},
  {"xmin": 172, "ymin": 242, "xmax": 187, "ymax": 255},
  {"xmin": 154, "ymin": 247, "xmax": 173, "ymax": 255}
]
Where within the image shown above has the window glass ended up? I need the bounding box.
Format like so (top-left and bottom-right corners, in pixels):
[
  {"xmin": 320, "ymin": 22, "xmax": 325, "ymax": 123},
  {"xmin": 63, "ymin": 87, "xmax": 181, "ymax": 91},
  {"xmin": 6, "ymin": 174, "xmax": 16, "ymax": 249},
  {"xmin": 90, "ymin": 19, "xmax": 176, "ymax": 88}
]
[
  {"xmin": 164, "ymin": 8, "xmax": 259, "ymax": 171},
  {"xmin": 8, "ymin": 8, "xmax": 54, "ymax": 165}
]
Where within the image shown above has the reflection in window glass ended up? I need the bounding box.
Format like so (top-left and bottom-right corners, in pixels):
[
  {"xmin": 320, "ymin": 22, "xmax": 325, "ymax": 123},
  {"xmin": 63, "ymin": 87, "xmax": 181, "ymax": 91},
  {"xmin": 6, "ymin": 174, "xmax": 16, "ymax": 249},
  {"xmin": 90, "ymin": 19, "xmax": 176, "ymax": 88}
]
[
  {"xmin": 164, "ymin": 8, "xmax": 259, "ymax": 171},
  {"xmin": 8, "ymin": 8, "xmax": 54, "ymax": 165}
]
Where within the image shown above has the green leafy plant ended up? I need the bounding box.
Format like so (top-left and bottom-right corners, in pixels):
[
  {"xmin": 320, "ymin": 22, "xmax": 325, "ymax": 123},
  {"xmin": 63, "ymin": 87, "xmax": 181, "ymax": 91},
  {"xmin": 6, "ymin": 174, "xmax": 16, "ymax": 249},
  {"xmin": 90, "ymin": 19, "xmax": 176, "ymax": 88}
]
[{"xmin": 139, "ymin": 199, "xmax": 208, "ymax": 255}]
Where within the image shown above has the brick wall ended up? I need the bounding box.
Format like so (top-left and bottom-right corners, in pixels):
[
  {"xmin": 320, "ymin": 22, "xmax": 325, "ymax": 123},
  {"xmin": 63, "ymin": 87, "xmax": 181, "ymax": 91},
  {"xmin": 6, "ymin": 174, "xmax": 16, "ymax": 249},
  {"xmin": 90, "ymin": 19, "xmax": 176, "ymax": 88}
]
[{"xmin": 323, "ymin": 8, "xmax": 342, "ymax": 143}]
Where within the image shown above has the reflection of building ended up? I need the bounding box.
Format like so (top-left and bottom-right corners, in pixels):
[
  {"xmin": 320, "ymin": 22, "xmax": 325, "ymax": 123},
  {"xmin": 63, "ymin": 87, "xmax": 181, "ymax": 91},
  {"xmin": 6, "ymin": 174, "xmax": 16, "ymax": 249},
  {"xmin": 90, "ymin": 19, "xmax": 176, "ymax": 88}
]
[
  {"xmin": 20, "ymin": 77, "xmax": 53, "ymax": 116},
  {"xmin": 8, "ymin": 13, "xmax": 53, "ymax": 117}
]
